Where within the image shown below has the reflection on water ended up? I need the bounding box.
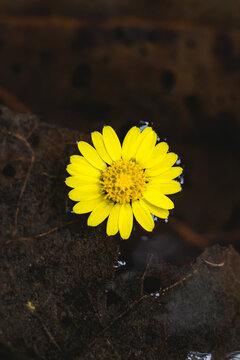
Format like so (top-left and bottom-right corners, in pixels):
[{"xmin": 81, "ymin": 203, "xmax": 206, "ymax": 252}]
[
  {"xmin": 186, "ymin": 352, "xmax": 212, "ymax": 360},
  {"xmin": 118, "ymin": 230, "xmax": 201, "ymax": 271},
  {"xmin": 186, "ymin": 351, "xmax": 240, "ymax": 360},
  {"xmin": 226, "ymin": 351, "xmax": 240, "ymax": 360}
]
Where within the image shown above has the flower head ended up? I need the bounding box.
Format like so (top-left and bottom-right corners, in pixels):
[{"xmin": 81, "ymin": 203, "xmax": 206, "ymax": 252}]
[{"xmin": 66, "ymin": 126, "xmax": 182, "ymax": 239}]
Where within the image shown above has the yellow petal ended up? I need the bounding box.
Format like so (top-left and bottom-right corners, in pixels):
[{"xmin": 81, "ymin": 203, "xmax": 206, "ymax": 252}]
[
  {"xmin": 121, "ymin": 126, "xmax": 153, "ymax": 161},
  {"xmin": 135, "ymin": 129, "xmax": 157, "ymax": 165},
  {"xmin": 145, "ymin": 153, "xmax": 178, "ymax": 177},
  {"xmin": 68, "ymin": 185, "xmax": 101, "ymax": 201},
  {"xmin": 67, "ymin": 164, "xmax": 101, "ymax": 178},
  {"xmin": 121, "ymin": 126, "xmax": 141, "ymax": 160},
  {"xmin": 68, "ymin": 157, "xmax": 101, "ymax": 177},
  {"xmin": 140, "ymin": 126, "xmax": 153, "ymax": 137},
  {"xmin": 132, "ymin": 199, "xmax": 155, "ymax": 232},
  {"xmin": 102, "ymin": 126, "xmax": 122, "ymax": 161},
  {"xmin": 118, "ymin": 203, "xmax": 133, "ymax": 239},
  {"xmin": 154, "ymin": 167, "xmax": 183, "ymax": 181},
  {"xmin": 159, "ymin": 152, "xmax": 178, "ymax": 167},
  {"xmin": 135, "ymin": 126, "xmax": 154, "ymax": 152},
  {"xmin": 91, "ymin": 131, "xmax": 113, "ymax": 165},
  {"xmin": 78, "ymin": 141, "xmax": 106, "ymax": 170},
  {"xmin": 73, "ymin": 197, "xmax": 103, "ymax": 214},
  {"xmin": 70, "ymin": 155, "xmax": 87, "ymax": 165},
  {"xmin": 142, "ymin": 199, "xmax": 169, "ymax": 219},
  {"xmin": 147, "ymin": 180, "xmax": 181, "ymax": 194},
  {"xmin": 143, "ymin": 188, "xmax": 174, "ymax": 209},
  {"xmin": 65, "ymin": 175, "xmax": 100, "ymax": 188},
  {"xmin": 87, "ymin": 199, "xmax": 114, "ymax": 227},
  {"xmin": 106, "ymin": 203, "xmax": 121, "ymax": 236},
  {"xmin": 143, "ymin": 142, "xmax": 169, "ymax": 168}
]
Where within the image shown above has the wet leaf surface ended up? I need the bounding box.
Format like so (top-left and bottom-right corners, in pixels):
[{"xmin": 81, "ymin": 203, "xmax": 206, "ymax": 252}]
[{"xmin": 0, "ymin": 107, "xmax": 240, "ymax": 360}]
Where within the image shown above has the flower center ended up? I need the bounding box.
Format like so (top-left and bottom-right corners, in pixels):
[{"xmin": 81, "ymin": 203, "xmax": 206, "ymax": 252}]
[{"xmin": 102, "ymin": 159, "xmax": 147, "ymax": 204}]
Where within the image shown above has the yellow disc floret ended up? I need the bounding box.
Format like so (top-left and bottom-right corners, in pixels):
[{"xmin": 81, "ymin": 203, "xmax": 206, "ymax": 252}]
[{"xmin": 101, "ymin": 159, "xmax": 147, "ymax": 204}]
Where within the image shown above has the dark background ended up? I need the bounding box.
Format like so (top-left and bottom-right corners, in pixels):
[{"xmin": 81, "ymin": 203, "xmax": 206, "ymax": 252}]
[{"xmin": 0, "ymin": 0, "xmax": 239, "ymax": 133}]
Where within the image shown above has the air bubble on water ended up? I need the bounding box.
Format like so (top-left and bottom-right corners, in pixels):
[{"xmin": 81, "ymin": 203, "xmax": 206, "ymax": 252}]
[
  {"xmin": 113, "ymin": 260, "xmax": 126, "ymax": 269},
  {"xmin": 179, "ymin": 174, "xmax": 184, "ymax": 185},
  {"xmin": 164, "ymin": 218, "xmax": 169, "ymax": 223},
  {"xmin": 139, "ymin": 121, "xmax": 149, "ymax": 132},
  {"xmin": 152, "ymin": 215, "xmax": 158, "ymax": 222},
  {"xmin": 118, "ymin": 260, "xmax": 126, "ymax": 266},
  {"xmin": 150, "ymin": 292, "xmax": 160, "ymax": 299}
]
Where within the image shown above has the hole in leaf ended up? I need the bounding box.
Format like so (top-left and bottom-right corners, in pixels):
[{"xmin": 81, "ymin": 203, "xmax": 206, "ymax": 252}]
[
  {"xmin": 2, "ymin": 164, "xmax": 16, "ymax": 177},
  {"xmin": 143, "ymin": 277, "xmax": 161, "ymax": 294}
]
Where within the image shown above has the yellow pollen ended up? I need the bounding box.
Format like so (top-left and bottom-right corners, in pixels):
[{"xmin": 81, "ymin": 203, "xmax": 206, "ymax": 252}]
[{"xmin": 101, "ymin": 159, "xmax": 147, "ymax": 204}]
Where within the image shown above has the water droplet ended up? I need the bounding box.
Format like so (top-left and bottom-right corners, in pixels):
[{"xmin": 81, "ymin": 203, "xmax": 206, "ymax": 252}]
[
  {"xmin": 164, "ymin": 218, "xmax": 169, "ymax": 223},
  {"xmin": 176, "ymin": 158, "xmax": 181, "ymax": 165}
]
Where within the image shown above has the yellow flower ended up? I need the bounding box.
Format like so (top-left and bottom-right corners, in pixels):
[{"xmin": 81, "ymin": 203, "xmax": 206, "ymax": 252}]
[
  {"xmin": 26, "ymin": 301, "xmax": 35, "ymax": 312},
  {"xmin": 66, "ymin": 126, "xmax": 182, "ymax": 239}
]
